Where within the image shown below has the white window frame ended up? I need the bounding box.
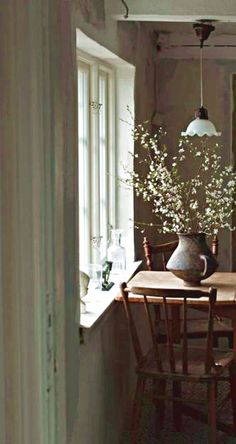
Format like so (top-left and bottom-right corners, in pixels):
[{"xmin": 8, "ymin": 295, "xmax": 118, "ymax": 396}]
[{"xmin": 77, "ymin": 50, "xmax": 116, "ymax": 264}]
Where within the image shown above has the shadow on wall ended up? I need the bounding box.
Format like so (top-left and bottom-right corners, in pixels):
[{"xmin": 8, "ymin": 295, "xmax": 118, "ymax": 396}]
[{"xmin": 76, "ymin": 0, "xmax": 105, "ymax": 24}]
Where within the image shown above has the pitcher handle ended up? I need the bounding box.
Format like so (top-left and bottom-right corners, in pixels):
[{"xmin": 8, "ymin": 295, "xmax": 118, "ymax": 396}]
[{"xmin": 200, "ymin": 254, "xmax": 210, "ymax": 278}]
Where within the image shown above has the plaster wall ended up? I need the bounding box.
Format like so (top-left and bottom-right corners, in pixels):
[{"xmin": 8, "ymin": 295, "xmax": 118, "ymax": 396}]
[
  {"xmin": 71, "ymin": 305, "xmax": 135, "ymax": 444},
  {"xmin": 155, "ymin": 57, "xmax": 236, "ymax": 270},
  {"xmin": 0, "ymin": 1, "xmax": 78, "ymax": 444},
  {"xmin": 116, "ymin": 66, "xmax": 135, "ymax": 262}
]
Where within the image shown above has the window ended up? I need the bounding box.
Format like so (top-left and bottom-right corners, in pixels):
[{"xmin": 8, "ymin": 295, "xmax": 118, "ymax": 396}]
[
  {"xmin": 78, "ymin": 51, "xmax": 115, "ymax": 264},
  {"xmin": 77, "ymin": 29, "xmax": 135, "ymax": 326}
]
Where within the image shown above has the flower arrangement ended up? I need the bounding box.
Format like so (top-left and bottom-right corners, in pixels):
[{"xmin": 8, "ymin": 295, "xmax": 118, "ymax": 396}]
[{"xmin": 123, "ymin": 122, "xmax": 236, "ymax": 235}]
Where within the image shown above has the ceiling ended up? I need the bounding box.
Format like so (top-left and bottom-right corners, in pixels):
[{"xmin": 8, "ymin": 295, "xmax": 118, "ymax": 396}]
[
  {"xmin": 146, "ymin": 21, "xmax": 236, "ymax": 58},
  {"xmin": 153, "ymin": 21, "xmax": 236, "ymax": 36},
  {"xmin": 109, "ymin": 2, "xmax": 236, "ymax": 57},
  {"xmin": 110, "ymin": 0, "xmax": 236, "ymax": 25}
]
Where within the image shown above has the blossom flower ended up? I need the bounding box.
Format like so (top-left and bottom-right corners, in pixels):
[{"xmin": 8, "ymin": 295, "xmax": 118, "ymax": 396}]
[{"xmin": 122, "ymin": 121, "xmax": 236, "ymax": 235}]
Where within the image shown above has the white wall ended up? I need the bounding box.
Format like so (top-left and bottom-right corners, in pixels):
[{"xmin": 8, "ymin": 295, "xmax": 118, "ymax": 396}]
[
  {"xmin": 0, "ymin": 1, "xmax": 78, "ymax": 443},
  {"xmin": 71, "ymin": 305, "xmax": 135, "ymax": 444},
  {"xmin": 116, "ymin": 66, "xmax": 135, "ymax": 262},
  {"xmin": 0, "ymin": 2, "xmax": 52, "ymax": 443}
]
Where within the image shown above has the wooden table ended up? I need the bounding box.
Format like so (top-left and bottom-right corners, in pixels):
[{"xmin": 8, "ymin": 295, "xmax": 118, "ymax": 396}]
[{"xmin": 116, "ymin": 271, "xmax": 236, "ymax": 355}]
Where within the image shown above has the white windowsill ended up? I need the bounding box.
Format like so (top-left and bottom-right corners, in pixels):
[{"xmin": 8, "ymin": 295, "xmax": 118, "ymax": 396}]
[{"xmin": 79, "ymin": 261, "xmax": 142, "ymax": 329}]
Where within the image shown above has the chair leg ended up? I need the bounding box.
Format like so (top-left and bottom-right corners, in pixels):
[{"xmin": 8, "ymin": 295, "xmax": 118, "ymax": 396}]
[
  {"xmin": 228, "ymin": 333, "xmax": 233, "ymax": 349},
  {"xmin": 153, "ymin": 378, "xmax": 166, "ymax": 432},
  {"xmin": 173, "ymin": 381, "xmax": 182, "ymax": 432},
  {"xmin": 213, "ymin": 334, "xmax": 219, "ymax": 348},
  {"xmin": 229, "ymin": 362, "xmax": 236, "ymax": 436},
  {"xmin": 207, "ymin": 381, "xmax": 217, "ymax": 444},
  {"xmin": 154, "ymin": 305, "xmax": 165, "ymax": 342},
  {"xmin": 131, "ymin": 376, "xmax": 145, "ymax": 444},
  {"xmin": 170, "ymin": 306, "xmax": 181, "ymax": 344}
]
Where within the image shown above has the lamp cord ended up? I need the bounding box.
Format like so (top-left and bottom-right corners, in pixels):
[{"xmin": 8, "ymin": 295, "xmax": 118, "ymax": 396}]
[
  {"xmin": 200, "ymin": 45, "xmax": 203, "ymax": 107},
  {"xmin": 121, "ymin": 0, "xmax": 129, "ymax": 18}
]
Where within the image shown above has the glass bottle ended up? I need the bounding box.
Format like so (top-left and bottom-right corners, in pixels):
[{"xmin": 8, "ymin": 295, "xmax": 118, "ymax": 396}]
[{"xmin": 107, "ymin": 229, "xmax": 126, "ymax": 273}]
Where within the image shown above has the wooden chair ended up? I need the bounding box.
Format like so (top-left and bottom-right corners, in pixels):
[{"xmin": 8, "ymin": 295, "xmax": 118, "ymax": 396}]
[
  {"xmin": 143, "ymin": 236, "xmax": 233, "ymax": 348},
  {"xmin": 120, "ymin": 283, "xmax": 236, "ymax": 443}
]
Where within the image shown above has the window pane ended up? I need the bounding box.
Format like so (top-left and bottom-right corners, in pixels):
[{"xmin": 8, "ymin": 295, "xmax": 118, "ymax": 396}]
[
  {"xmin": 78, "ymin": 67, "xmax": 90, "ymax": 264},
  {"xmin": 99, "ymin": 72, "xmax": 109, "ymax": 259}
]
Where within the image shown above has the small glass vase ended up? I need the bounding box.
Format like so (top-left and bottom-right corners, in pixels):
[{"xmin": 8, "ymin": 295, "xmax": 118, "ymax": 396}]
[
  {"xmin": 107, "ymin": 229, "xmax": 126, "ymax": 273},
  {"xmin": 80, "ymin": 264, "xmax": 103, "ymax": 291}
]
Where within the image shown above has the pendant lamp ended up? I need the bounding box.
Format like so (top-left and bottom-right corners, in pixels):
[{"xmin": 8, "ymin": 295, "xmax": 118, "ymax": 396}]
[{"xmin": 182, "ymin": 23, "xmax": 221, "ymax": 137}]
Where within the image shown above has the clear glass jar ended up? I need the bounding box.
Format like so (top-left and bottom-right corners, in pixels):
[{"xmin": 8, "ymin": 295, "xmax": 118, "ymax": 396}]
[{"xmin": 107, "ymin": 229, "xmax": 126, "ymax": 273}]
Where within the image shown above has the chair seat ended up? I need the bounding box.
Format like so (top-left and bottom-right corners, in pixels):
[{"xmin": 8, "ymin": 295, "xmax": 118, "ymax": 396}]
[{"xmin": 137, "ymin": 345, "xmax": 234, "ymax": 380}]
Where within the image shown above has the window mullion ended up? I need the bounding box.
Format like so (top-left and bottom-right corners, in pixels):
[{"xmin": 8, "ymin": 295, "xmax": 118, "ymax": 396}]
[
  {"xmin": 78, "ymin": 64, "xmax": 91, "ymax": 265},
  {"xmin": 108, "ymin": 71, "xmax": 116, "ymax": 229},
  {"xmin": 90, "ymin": 64, "xmax": 100, "ymax": 262},
  {"xmin": 99, "ymin": 71, "xmax": 109, "ymax": 260}
]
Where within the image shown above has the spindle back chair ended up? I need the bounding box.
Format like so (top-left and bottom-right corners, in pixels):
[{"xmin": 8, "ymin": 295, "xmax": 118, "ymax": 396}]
[
  {"xmin": 143, "ymin": 235, "xmax": 219, "ymax": 271},
  {"xmin": 143, "ymin": 238, "xmax": 178, "ymax": 271},
  {"xmin": 143, "ymin": 236, "xmax": 233, "ymax": 347},
  {"xmin": 120, "ymin": 283, "xmax": 236, "ymax": 443}
]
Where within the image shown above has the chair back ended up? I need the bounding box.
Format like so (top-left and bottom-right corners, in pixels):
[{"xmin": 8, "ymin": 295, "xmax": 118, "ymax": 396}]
[
  {"xmin": 143, "ymin": 235, "xmax": 219, "ymax": 271},
  {"xmin": 120, "ymin": 283, "xmax": 217, "ymax": 375},
  {"xmin": 143, "ymin": 237, "xmax": 178, "ymax": 270}
]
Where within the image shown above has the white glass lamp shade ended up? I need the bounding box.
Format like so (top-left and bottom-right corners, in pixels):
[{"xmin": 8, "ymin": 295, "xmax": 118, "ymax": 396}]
[
  {"xmin": 181, "ymin": 107, "xmax": 221, "ymax": 137},
  {"xmin": 181, "ymin": 118, "xmax": 221, "ymax": 137}
]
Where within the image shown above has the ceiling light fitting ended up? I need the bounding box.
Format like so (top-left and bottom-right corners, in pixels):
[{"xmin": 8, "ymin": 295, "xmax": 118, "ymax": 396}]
[{"xmin": 181, "ymin": 22, "xmax": 221, "ymax": 137}]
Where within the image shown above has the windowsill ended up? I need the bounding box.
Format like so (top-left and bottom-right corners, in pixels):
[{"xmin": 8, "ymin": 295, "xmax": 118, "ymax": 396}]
[{"xmin": 79, "ymin": 261, "xmax": 142, "ymax": 330}]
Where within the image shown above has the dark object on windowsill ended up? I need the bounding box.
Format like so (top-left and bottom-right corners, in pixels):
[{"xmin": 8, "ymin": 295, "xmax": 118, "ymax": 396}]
[{"xmin": 102, "ymin": 261, "xmax": 114, "ymax": 291}]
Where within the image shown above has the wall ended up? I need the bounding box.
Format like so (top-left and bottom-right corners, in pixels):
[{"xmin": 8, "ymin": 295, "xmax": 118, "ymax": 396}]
[
  {"xmin": 0, "ymin": 1, "xmax": 78, "ymax": 444},
  {"xmin": 156, "ymin": 57, "xmax": 236, "ymax": 270},
  {"xmin": 116, "ymin": 65, "xmax": 135, "ymax": 262},
  {"xmin": 0, "ymin": 2, "xmax": 49, "ymax": 442},
  {"xmin": 71, "ymin": 305, "xmax": 135, "ymax": 444},
  {"xmin": 232, "ymin": 75, "xmax": 236, "ymax": 270}
]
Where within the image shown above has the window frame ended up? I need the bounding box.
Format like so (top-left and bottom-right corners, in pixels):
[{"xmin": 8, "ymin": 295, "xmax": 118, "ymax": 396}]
[{"xmin": 77, "ymin": 50, "xmax": 116, "ymax": 264}]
